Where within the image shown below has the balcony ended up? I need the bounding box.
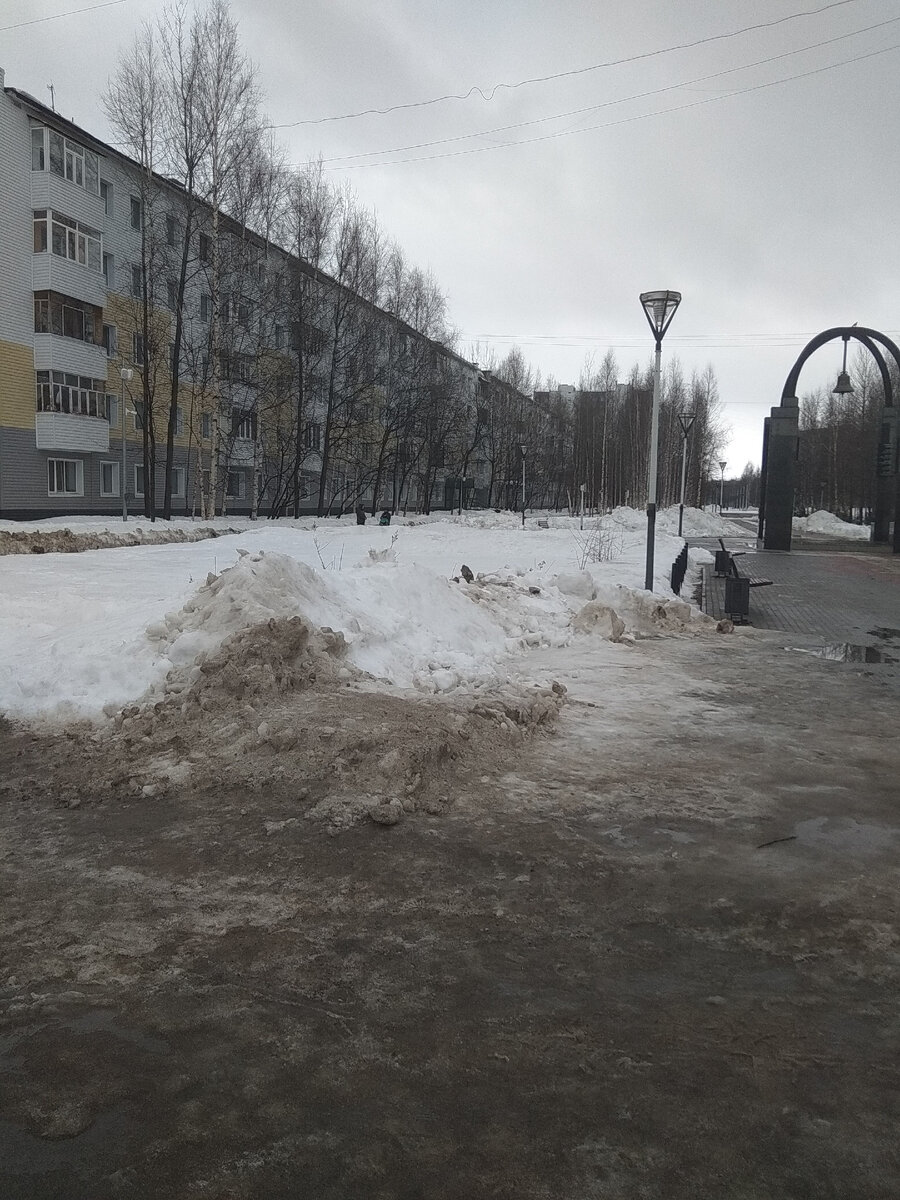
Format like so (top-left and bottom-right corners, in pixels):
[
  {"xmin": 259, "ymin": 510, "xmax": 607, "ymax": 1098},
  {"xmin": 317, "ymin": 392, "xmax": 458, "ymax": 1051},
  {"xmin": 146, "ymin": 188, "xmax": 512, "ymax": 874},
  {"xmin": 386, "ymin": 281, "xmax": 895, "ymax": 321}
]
[
  {"xmin": 32, "ymin": 254, "xmax": 107, "ymax": 309},
  {"xmin": 35, "ymin": 412, "xmax": 109, "ymax": 454},
  {"xmin": 33, "ymin": 333, "xmax": 109, "ymax": 380},
  {"xmin": 230, "ymin": 438, "xmax": 257, "ymax": 465},
  {"xmin": 31, "ymin": 171, "xmax": 105, "ymax": 229}
]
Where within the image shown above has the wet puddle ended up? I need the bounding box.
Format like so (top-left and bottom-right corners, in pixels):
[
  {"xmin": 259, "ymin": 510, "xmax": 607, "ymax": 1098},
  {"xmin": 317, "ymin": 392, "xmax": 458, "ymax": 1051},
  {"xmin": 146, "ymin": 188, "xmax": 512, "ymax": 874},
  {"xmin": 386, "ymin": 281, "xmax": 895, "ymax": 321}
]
[
  {"xmin": 787, "ymin": 643, "xmax": 898, "ymax": 664},
  {"xmin": 793, "ymin": 816, "xmax": 900, "ymax": 856}
]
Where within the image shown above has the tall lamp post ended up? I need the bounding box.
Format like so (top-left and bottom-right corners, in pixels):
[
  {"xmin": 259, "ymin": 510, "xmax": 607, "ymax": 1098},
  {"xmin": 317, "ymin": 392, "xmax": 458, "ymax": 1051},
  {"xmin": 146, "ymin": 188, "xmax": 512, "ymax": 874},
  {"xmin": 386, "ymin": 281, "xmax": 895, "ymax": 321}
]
[
  {"xmin": 677, "ymin": 410, "xmax": 695, "ymax": 538},
  {"xmin": 639, "ymin": 290, "xmax": 682, "ymax": 590},
  {"xmin": 718, "ymin": 459, "xmax": 727, "ymax": 514},
  {"xmin": 520, "ymin": 444, "xmax": 526, "ymax": 527},
  {"xmin": 119, "ymin": 367, "xmax": 133, "ymax": 522}
]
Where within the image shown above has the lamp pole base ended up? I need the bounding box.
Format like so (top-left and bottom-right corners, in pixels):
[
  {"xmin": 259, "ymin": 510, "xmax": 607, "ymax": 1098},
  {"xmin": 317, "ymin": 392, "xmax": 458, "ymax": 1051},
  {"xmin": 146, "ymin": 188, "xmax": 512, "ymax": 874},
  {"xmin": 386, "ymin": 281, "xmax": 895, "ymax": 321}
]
[{"xmin": 645, "ymin": 503, "xmax": 657, "ymax": 591}]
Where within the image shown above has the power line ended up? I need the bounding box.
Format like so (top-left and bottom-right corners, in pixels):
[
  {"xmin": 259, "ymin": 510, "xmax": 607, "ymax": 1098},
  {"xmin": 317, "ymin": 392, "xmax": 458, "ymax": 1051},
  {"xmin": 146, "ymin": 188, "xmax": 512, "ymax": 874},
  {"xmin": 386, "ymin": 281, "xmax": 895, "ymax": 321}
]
[
  {"xmin": 324, "ymin": 41, "xmax": 900, "ymax": 171},
  {"xmin": 320, "ymin": 16, "xmax": 899, "ymax": 165},
  {"xmin": 270, "ymin": 0, "xmax": 866, "ymax": 128},
  {"xmin": 0, "ymin": 0, "xmax": 126, "ymax": 32},
  {"xmin": 465, "ymin": 331, "xmax": 900, "ymax": 348}
]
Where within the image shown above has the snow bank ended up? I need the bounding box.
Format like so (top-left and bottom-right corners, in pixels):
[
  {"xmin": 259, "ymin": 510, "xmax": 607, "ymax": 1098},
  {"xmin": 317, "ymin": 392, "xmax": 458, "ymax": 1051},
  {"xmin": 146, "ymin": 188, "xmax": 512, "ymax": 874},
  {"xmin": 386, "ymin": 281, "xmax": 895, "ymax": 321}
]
[
  {"xmin": 656, "ymin": 506, "xmax": 751, "ymax": 538},
  {"xmin": 0, "ymin": 510, "xmax": 712, "ymax": 723},
  {"xmin": 793, "ymin": 510, "xmax": 871, "ymax": 540}
]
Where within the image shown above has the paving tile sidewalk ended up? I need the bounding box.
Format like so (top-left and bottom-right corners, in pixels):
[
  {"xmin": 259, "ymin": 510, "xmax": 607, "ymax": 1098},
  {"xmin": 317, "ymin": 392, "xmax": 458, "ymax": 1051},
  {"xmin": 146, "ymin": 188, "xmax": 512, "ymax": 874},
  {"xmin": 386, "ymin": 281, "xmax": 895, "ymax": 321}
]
[{"xmin": 693, "ymin": 542, "xmax": 900, "ymax": 642}]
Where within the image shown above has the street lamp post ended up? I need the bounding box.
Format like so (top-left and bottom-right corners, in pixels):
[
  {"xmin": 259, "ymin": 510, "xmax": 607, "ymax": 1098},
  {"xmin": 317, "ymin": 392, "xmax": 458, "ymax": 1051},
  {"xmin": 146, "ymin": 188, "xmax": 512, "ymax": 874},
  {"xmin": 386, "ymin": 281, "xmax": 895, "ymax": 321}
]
[
  {"xmin": 677, "ymin": 411, "xmax": 695, "ymax": 538},
  {"xmin": 119, "ymin": 367, "xmax": 133, "ymax": 522},
  {"xmin": 520, "ymin": 445, "xmax": 526, "ymax": 527},
  {"xmin": 718, "ymin": 460, "xmax": 727, "ymax": 514},
  {"xmin": 639, "ymin": 290, "xmax": 682, "ymax": 590}
]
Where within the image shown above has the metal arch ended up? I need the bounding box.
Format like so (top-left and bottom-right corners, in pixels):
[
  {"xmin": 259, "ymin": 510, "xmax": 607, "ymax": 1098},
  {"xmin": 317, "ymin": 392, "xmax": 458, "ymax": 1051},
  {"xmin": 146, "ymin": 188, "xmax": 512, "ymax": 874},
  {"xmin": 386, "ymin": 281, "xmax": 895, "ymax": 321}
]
[
  {"xmin": 761, "ymin": 324, "xmax": 900, "ymax": 552},
  {"xmin": 781, "ymin": 326, "xmax": 900, "ymax": 407}
]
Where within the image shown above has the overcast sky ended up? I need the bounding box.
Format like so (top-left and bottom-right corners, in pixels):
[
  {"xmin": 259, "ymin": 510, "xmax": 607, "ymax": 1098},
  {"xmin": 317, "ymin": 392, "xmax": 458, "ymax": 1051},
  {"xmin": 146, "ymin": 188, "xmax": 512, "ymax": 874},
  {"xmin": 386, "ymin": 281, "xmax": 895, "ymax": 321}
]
[{"xmin": 4, "ymin": 0, "xmax": 899, "ymax": 472}]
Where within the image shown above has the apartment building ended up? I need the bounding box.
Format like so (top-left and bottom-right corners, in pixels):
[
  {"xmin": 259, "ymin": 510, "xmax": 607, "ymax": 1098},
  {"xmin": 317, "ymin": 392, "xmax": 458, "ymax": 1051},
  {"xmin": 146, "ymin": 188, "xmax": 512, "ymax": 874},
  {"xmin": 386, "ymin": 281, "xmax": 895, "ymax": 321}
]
[{"xmin": 0, "ymin": 67, "xmax": 484, "ymax": 520}]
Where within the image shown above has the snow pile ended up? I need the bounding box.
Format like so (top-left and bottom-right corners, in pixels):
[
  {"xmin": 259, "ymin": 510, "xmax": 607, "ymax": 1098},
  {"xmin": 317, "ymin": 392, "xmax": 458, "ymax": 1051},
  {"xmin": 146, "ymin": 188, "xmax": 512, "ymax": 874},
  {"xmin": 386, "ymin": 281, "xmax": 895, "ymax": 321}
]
[
  {"xmin": 656, "ymin": 506, "xmax": 751, "ymax": 538},
  {"xmin": 0, "ymin": 511, "xmax": 714, "ymax": 724},
  {"xmin": 79, "ymin": 617, "xmax": 568, "ymax": 830},
  {"xmin": 793, "ymin": 510, "xmax": 871, "ymax": 540},
  {"xmin": 0, "ymin": 524, "xmax": 236, "ymax": 555},
  {"xmin": 145, "ymin": 549, "xmax": 537, "ymax": 699}
]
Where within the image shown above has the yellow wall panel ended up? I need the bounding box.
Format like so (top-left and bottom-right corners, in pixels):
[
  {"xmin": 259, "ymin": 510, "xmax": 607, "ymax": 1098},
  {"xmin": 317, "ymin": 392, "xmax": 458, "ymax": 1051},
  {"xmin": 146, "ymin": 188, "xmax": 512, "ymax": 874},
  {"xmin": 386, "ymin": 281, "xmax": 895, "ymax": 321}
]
[{"xmin": 0, "ymin": 340, "xmax": 36, "ymax": 430}]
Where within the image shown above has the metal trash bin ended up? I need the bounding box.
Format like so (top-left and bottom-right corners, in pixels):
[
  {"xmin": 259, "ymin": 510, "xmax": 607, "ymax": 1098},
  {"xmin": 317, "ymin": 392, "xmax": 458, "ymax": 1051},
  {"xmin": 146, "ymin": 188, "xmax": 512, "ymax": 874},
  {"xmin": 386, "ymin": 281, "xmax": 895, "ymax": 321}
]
[
  {"xmin": 724, "ymin": 575, "xmax": 750, "ymax": 622},
  {"xmin": 714, "ymin": 549, "xmax": 732, "ymax": 576}
]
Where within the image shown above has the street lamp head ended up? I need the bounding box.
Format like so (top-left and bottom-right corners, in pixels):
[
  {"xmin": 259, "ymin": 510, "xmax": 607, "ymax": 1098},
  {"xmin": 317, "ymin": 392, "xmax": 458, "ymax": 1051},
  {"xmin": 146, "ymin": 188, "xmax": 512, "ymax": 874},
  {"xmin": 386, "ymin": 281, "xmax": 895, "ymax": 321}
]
[
  {"xmin": 639, "ymin": 290, "xmax": 682, "ymax": 345},
  {"xmin": 120, "ymin": 367, "xmax": 134, "ymax": 382},
  {"xmin": 677, "ymin": 410, "xmax": 695, "ymax": 438}
]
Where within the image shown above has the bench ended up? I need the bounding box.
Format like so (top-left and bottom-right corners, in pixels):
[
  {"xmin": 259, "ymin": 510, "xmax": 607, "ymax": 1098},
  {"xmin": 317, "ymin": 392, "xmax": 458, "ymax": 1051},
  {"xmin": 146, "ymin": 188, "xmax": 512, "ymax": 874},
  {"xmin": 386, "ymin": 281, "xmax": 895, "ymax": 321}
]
[{"xmin": 717, "ymin": 539, "xmax": 773, "ymax": 624}]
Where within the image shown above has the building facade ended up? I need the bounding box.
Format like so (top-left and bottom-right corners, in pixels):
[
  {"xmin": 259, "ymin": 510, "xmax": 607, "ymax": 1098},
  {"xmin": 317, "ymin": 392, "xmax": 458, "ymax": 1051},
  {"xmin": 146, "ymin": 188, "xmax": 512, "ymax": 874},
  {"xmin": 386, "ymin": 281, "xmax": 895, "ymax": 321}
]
[{"xmin": 0, "ymin": 68, "xmax": 489, "ymax": 520}]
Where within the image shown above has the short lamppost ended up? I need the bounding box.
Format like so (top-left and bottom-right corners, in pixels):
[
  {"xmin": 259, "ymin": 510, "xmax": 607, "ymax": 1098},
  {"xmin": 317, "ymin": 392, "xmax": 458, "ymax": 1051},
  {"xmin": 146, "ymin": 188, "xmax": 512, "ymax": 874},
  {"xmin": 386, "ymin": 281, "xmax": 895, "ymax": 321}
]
[
  {"xmin": 520, "ymin": 444, "xmax": 526, "ymax": 527},
  {"xmin": 639, "ymin": 290, "xmax": 682, "ymax": 590},
  {"xmin": 119, "ymin": 367, "xmax": 134, "ymax": 522},
  {"xmin": 458, "ymin": 475, "xmax": 468, "ymax": 516},
  {"xmin": 677, "ymin": 410, "xmax": 695, "ymax": 538},
  {"xmin": 718, "ymin": 459, "xmax": 727, "ymax": 514}
]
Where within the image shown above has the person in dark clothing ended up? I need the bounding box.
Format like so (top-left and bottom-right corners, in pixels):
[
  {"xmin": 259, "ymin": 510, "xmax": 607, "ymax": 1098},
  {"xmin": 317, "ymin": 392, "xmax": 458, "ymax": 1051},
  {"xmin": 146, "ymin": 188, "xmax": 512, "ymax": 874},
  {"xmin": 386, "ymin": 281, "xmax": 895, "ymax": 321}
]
[
  {"xmin": 355, "ymin": 504, "xmax": 367, "ymax": 525},
  {"xmin": 379, "ymin": 510, "xmax": 392, "ymax": 526}
]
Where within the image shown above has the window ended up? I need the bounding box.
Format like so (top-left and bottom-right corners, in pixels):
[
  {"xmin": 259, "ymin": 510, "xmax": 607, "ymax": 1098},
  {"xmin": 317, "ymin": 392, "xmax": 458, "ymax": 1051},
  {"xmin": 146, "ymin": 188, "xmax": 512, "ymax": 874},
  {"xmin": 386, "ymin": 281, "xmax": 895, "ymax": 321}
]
[
  {"xmin": 302, "ymin": 323, "xmax": 327, "ymax": 356},
  {"xmin": 48, "ymin": 129, "xmax": 64, "ymax": 175},
  {"xmin": 36, "ymin": 371, "xmax": 107, "ymax": 417},
  {"xmin": 304, "ymin": 422, "xmax": 321, "ymax": 451},
  {"xmin": 133, "ymin": 401, "xmax": 145, "ymax": 432},
  {"xmin": 48, "ymin": 458, "xmax": 83, "ymax": 496},
  {"xmin": 33, "ymin": 297, "xmax": 49, "ymax": 334},
  {"xmin": 226, "ymin": 470, "xmax": 244, "ymax": 499},
  {"xmin": 134, "ymin": 464, "xmax": 144, "ymax": 497},
  {"xmin": 232, "ymin": 408, "xmax": 257, "ymax": 440},
  {"xmin": 200, "ymin": 413, "xmax": 211, "ymax": 439},
  {"xmin": 175, "ymin": 406, "xmax": 184, "ymax": 436},
  {"xmin": 131, "ymin": 265, "xmax": 142, "ymax": 298},
  {"xmin": 34, "ymin": 293, "xmax": 99, "ymax": 345},
  {"xmin": 274, "ymin": 324, "xmax": 286, "ymax": 350},
  {"xmin": 102, "ymin": 324, "xmax": 117, "ymax": 358},
  {"xmin": 166, "ymin": 280, "xmax": 177, "ymax": 311},
  {"xmin": 169, "ymin": 342, "xmax": 178, "ymax": 376},
  {"xmin": 132, "ymin": 332, "xmax": 145, "ymax": 365},
  {"xmin": 45, "ymin": 131, "xmax": 98, "ymax": 194},
  {"xmin": 100, "ymin": 179, "xmax": 112, "ymax": 216},
  {"xmin": 198, "ymin": 233, "xmax": 210, "ymax": 262},
  {"xmin": 166, "ymin": 213, "xmax": 176, "ymax": 247},
  {"xmin": 33, "ymin": 210, "xmax": 48, "ymax": 252},
  {"xmin": 130, "ymin": 196, "xmax": 141, "ymax": 229},
  {"xmin": 31, "ymin": 127, "xmax": 45, "ymax": 170},
  {"xmin": 100, "ymin": 460, "xmax": 120, "ymax": 497},
  {"xmin": 103, "ymin": 252, "xmax": 114, "ymax": 285},
  {"xmin": 199, "ymin": 293, "xmax": 210, "ymax": 323},
  {"xmin": 171, "ymin": 467, "xmax": 185, "ymax": 498},
  {"xmin": 107, "ymin": 395, "xmax": 119, "ymax": 427},
  {"xmin": 36, "ymin": 210, "xmax": 101, "ymax": 270}
]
